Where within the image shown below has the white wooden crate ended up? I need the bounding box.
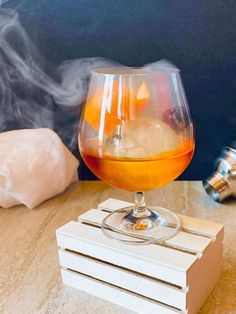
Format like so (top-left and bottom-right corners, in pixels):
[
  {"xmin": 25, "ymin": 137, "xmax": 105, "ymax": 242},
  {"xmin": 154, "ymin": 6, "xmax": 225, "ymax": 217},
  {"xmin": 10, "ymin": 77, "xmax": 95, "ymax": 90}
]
[{"xmin": 56, "ymin": 198, "xmax": 224, "ymax": 314}]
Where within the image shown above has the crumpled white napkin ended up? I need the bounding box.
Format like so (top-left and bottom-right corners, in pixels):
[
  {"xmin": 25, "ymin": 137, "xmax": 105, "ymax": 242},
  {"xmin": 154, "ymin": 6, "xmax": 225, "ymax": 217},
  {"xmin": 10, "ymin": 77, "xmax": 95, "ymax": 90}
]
[{"xmin": 0, "ymin": 128, "xmax": 79, "ymax": 209}]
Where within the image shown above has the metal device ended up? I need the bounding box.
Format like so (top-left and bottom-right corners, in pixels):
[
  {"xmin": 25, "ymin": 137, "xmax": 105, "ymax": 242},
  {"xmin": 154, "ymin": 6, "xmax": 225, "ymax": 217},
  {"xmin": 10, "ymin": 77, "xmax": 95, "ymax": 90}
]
[{"xmin": 203, "ymin": 146, "xmax": 236, "ymax": 202}]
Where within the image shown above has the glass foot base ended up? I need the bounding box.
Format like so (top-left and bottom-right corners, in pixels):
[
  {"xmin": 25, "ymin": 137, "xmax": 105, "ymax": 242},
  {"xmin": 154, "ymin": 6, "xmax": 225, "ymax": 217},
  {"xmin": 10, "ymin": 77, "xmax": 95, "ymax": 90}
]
[
  {"xmin": 101, "ymin": 206, "xmax": 180, "ymax": 245},
  {"xmin": 123, "ymin": 209, "xmax": 161, "ymax": 230}
]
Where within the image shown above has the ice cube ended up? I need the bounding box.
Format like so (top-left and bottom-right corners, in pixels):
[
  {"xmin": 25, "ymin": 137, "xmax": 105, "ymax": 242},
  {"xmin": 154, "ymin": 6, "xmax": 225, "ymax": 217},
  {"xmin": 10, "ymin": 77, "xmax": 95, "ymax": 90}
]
[{"xmin": 103, "ymin": 117, "xmax": 180, "ymax": 158}]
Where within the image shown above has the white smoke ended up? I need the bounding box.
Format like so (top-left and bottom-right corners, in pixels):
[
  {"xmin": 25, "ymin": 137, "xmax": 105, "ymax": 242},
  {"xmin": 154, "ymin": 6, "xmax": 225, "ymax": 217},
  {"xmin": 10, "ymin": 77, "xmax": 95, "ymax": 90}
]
[
  {"xmin": 0, "ymin": 8, "xmax": 120, "ymax": 149},
  {"xmin": 0, "ymin": 6, "xmax": 177, "ymax": 151},
  {"xmin": 0, "ymin": 0, "xmax": 9, "ymax": 5}
]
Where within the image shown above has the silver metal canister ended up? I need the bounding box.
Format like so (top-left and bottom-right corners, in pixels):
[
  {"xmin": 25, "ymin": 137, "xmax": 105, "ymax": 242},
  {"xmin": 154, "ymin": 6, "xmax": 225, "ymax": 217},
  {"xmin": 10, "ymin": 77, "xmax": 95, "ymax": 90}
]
[{"xmin": 203, "ymin": 146, "xmax": 236, "ymax": 202}]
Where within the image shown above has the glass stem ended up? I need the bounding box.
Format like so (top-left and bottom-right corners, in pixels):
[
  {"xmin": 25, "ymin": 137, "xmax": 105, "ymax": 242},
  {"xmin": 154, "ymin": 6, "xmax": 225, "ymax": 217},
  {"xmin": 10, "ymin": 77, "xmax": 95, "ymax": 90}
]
[{"xmin": 133, "ymin": 191, "xmax": 150, "ymax": 218}]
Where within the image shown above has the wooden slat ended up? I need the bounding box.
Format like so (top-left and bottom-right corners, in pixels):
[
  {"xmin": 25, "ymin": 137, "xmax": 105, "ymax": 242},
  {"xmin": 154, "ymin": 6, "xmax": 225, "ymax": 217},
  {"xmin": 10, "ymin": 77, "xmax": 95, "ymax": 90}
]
[
  {"xmin": 97, "ymin": 198, "xmax": 224, "ymax": 238},
  {"xmin": 61, "ymin": 269, "xmax": 186, "ymax": 314},
  {"xmin": 78, "ymin": 209, "xmax": 212, "ymax": 254},
  {"xmin": 59, "ymin": 249, "xmax": 187, "ymax": 310},
  {"xmin": 57, "ymin": 221, "xmax": 197, "ymax": 287},
  {"xmin": 98, "ymin": 199, "xmax": 134, "ymax": 211},
  {"xmin": 178, "ymin": 215, "xmax": 224, "ymax": 239}
]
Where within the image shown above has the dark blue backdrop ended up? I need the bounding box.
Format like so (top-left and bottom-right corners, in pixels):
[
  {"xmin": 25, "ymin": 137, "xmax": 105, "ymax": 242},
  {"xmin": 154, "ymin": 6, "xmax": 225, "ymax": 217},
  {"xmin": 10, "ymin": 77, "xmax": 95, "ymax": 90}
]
[{"xmin": 4, "ymin": 0, "xmax": 236, "ymax": 179}]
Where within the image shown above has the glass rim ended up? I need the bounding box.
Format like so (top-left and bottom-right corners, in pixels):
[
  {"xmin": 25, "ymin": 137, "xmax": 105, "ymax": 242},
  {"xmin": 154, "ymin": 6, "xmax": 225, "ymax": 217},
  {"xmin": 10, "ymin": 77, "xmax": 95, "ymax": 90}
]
[
  {"xmin": 91, "ymin": 66, "xmax": 180, "ymax": 76},
  {"xmin": 223, "ymin": 146, "xmax": 236, "ymax": 154}
]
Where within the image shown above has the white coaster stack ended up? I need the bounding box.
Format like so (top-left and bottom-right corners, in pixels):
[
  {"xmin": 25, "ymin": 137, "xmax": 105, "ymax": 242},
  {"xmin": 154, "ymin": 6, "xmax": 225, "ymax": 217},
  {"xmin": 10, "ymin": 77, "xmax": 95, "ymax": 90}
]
[{"xmin": 56, "ymin": 199, "xmax": 224, "ymax": 314}]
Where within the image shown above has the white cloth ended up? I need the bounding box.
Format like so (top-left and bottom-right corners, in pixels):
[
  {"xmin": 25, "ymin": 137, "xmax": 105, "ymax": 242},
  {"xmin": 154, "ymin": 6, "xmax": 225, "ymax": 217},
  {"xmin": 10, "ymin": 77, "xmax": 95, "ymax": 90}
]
[{"xmin": 0, "ymin": 128, "xmax": 79, "ymax": 209}]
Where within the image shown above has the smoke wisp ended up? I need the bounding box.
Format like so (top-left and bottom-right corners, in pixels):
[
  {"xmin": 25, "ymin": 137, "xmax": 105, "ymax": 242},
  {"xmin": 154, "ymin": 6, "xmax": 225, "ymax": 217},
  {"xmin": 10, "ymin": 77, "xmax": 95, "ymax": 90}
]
[
  {"xmin": 0, "ymin": 6, "xmax": 175, "ymax": 151},
  {"xmin": 0, "ymin": 8, "xmax": 120, "ymax": 149}
]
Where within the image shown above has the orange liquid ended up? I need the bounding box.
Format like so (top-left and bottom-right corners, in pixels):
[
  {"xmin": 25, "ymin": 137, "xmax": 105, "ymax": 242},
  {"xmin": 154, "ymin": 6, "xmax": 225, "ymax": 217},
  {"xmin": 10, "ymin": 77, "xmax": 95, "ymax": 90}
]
[{"xmin": 81, "ymin": 140, "xmax": 194, "ymax": 191}]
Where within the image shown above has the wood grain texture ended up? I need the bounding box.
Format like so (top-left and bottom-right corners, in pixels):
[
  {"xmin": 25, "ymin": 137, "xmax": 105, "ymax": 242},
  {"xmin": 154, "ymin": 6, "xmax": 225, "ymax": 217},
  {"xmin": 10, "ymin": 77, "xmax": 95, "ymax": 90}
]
[{"xmin": 0, "ymin": 181, "xmax": 236, "ymax": 314}]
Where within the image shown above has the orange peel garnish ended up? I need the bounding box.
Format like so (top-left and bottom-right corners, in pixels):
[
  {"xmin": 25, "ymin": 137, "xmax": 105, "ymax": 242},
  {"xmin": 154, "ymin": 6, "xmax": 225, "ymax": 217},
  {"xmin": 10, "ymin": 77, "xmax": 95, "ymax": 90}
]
[{"xmin": 84, "ymin": 80, "xmax": 149, "ymax": 136}]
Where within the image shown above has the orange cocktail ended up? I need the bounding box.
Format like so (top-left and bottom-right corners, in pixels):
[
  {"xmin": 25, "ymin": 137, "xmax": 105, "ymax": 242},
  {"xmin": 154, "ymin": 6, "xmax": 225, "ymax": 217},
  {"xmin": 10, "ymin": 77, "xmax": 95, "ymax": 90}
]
[{"xmin": 81, "ymin": 138, "xmax": 194, "ymax": 191}]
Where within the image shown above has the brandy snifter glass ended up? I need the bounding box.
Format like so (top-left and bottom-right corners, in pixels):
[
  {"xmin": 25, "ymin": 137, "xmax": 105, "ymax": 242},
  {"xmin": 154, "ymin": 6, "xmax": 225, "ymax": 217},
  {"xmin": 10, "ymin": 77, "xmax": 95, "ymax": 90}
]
[{"xmin": 79, "ymin": 66, "xmax": 194, "ymax": 244}]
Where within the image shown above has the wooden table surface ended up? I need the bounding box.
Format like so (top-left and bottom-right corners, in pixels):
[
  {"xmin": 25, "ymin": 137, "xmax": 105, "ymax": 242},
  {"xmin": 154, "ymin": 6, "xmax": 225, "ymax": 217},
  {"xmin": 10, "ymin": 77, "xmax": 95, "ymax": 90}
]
[{"xmin": 0, "ymin": 181, "xmax": 236, "ymax": 314}]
